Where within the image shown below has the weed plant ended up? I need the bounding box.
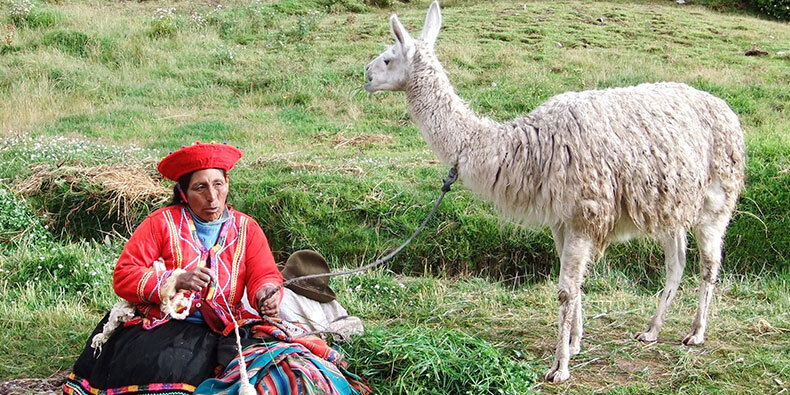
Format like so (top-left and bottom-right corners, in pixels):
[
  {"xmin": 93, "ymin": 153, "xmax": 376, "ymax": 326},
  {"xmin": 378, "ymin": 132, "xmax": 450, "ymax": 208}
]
[{"xmin": 342, "ymin": 325, "xmax": 537, "ymax": 394}]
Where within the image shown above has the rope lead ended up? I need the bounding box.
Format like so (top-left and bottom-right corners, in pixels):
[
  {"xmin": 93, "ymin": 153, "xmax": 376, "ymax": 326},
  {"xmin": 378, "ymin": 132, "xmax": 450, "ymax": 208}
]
[{"xmin": 260, "ymin": 166, "xmax": 458, "ymax": 304}]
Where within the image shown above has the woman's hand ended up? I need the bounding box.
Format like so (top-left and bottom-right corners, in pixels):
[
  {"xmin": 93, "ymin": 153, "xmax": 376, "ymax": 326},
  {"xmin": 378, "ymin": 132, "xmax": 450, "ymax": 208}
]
[
  {"xmin": 256, "ymin": 286, "xmax": 280, "ymax": 317},
  {"xmin": 175, "ymin": 266, "xmax": 215, "ymax": 292}
]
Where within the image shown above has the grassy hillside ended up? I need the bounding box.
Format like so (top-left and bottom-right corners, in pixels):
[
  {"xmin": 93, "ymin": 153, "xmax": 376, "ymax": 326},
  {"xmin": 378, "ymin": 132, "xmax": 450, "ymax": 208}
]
[{"xmin": 1, "ymin": 0, "xmax": 788, "ymax": 393}]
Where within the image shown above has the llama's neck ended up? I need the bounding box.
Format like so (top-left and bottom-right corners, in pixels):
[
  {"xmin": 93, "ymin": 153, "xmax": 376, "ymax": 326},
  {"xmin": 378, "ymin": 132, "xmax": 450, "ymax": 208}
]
[
  {"xmin": 405, "ymin": 50, "xmax": 500, "ymax": 164},
  {"xmin": 405, "ymin": 48, "xmax": 503, "ymax": 188}
]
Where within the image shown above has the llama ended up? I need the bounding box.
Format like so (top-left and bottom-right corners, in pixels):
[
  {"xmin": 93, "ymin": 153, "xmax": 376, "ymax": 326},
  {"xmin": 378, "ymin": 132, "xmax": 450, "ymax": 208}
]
[{"xmin": 364, "ymin": 1, "xmax": 745, "ymax": 383}]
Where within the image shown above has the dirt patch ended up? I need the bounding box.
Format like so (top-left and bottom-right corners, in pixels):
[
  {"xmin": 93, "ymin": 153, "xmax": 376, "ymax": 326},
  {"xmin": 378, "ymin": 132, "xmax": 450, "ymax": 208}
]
[
  {"xmin": 0, "ymin": 371, "xmax": 67, "ymax": 394},
  {"xmin": 249, "ymin": 157, "xmax": 365, "ymax": 176},
  {"xmin": 330, "ymin": 134, "xmax": 393, "ymax": 149}
]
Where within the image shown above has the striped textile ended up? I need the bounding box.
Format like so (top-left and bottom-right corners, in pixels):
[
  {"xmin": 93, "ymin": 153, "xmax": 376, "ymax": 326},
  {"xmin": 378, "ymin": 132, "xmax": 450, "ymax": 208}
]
[
  {"xmin": 251, "ymin": 319, "xmax": 341, "ymax": 363},
  {"xmin": 195, "ymin": 342, "xmax": 370, "ymax": 395},
  {"xmin": 195, "ymin": 318, "xmax": 371, "ymax": 395},
  {"xmin": 63, "ymin": 373, "xmax": 196, "ymax": 395}
]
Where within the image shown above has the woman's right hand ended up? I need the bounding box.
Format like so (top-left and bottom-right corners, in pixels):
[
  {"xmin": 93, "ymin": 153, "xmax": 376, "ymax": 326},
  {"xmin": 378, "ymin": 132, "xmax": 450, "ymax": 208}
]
[{"xmin": 175, "ymin": 266, "xmax": 215, "ymax": 291}]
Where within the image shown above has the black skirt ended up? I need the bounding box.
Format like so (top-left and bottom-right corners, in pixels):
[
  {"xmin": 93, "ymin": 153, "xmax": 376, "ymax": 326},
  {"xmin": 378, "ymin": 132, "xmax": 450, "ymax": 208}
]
[{"xmin": 64, "ymin": 313, "xmax": 258, "ymax": 394}]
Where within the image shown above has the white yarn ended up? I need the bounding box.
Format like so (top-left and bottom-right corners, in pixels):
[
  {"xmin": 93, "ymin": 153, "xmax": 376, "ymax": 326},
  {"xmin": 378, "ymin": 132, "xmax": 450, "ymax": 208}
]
[
  {"xmin": 90, "ymin": 300, "xmax": 136, "ymax": 356},
  {"xmin": 161, "ymin": 259, "xmax": 253, "ymax": 392},
  {"xmin": 160, "ymin": 268, "xmax": 191, "ymax": 320},
  {"xmin": 231, "ymin": 316, "xmax": 256, "ymax": 395}
]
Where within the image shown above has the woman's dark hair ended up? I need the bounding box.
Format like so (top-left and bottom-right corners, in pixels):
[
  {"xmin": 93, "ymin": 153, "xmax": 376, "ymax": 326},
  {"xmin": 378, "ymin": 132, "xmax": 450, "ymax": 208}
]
[{"xmin": 168, "ymin": 169, "xmax": 227, "ymax": 206}]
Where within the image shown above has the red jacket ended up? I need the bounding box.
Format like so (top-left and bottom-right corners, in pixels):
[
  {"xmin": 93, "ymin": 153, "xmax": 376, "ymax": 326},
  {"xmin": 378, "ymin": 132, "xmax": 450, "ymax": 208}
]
[{"xmin": 113, "ymin": 205, "xmax": 282, "ymax": 333}]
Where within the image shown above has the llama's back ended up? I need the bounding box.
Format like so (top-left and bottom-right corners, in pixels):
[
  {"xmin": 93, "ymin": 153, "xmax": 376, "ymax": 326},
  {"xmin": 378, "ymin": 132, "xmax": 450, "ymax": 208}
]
[{"xmin": 502, "ymin": 82, "xmax": 744, "ymax": 241}]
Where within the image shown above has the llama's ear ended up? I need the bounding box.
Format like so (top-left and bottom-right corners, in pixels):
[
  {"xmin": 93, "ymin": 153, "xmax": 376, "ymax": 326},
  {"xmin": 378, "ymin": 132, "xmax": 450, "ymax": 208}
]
[
  {"xmin": 421, "ymin": 0, "xmax": 442, "ymax": 49},
  {"xmin": 390, "ymin": 14, "xmax": 414, "ymax": 54}
]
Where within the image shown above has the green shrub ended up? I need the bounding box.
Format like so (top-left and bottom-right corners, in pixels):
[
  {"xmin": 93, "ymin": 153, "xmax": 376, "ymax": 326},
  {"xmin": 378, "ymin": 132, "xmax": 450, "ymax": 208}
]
[
  {"xmin": 148, "ymin": 7, "xmax": 180, "ymax": 38},
  {"xmin": 342, "ymin": 326, "xmax": 536, "ymax": 394},
  {"xmin": 0, "ymin": 187, "xmax": 52, "ymax": 252},
  {"xmin": 752, "ymin": 0, "xmax": 790, "ymax": 20},
  {"xmin": 7, "ymin": 0, "xmax": 34, "ymax": 26}
]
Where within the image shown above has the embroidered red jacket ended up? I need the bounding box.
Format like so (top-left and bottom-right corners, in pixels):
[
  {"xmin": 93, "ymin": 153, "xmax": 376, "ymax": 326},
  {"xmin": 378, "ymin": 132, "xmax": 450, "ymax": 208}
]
[{"xmin": 113, "ymin": 205, "xmax": 282, "ymax": 333}]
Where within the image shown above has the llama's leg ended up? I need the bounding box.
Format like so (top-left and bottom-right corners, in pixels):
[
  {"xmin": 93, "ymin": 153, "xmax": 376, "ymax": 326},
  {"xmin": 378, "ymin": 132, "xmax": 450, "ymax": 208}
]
[
  {"xmin": 550, "ymin": 224, "xmax": 566, "ymax": 258},
  {"xmin": 636, "ymin": 230, "xmax": 687, "ymax": 342},
  {"xmin": 552, "ymin": 225, "xmax": 582, "ymax": 356},
  {"xmin": 684, "ymin": 212, "xmax": 729, "ymax": 346},
  {"xmin": 569, "ymin": 292, "xmax": 583, "ymax": 356},
  {"xmin": 545, "ymin": 232, "xmax": 593, "ymax": 383}
]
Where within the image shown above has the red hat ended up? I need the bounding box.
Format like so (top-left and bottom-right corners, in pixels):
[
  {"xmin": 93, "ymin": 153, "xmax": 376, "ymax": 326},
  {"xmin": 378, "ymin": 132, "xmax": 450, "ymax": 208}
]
[{"xmin": 158, "ymin": 141, "xmax": 243, "ymax": 181}]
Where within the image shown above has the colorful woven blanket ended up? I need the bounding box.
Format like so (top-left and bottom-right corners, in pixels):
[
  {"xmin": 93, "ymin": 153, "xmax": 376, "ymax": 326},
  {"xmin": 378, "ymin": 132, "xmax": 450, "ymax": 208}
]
[{"xmin": 194, "ymin": 318, "xmax": 371, "ymax": 395}]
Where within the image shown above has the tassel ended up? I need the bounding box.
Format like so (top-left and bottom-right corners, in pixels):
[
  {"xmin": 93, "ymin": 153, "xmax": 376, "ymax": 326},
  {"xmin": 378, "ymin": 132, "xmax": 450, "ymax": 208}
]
[{"xmin": 232, "ymin": 316, "xmax": 256, "ymax": 395}]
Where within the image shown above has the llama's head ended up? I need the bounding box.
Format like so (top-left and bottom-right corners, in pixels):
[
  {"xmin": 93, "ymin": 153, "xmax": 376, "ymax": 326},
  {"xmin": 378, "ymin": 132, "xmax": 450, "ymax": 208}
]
[{"xmin": 364, "ymin": 0, "xmax": 442, "ymax": 93}]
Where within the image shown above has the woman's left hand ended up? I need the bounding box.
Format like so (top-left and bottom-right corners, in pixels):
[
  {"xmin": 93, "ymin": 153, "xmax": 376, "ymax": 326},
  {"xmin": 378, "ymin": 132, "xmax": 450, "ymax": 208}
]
[{"xmin": 256, "ymin": 286, "xmax": 280, "ymax": 317}]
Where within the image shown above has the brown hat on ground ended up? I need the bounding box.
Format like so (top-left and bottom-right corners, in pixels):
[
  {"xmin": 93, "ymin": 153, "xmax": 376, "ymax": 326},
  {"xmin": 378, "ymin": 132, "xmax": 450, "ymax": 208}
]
[{"xmin": 280, "ymin": 250, "xmax": 336, "ymax": 303}]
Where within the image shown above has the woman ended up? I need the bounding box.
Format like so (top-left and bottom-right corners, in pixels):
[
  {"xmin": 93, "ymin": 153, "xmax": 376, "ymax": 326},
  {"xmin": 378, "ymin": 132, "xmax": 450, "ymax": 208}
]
[{"xmin": 64, "ymin": 142, "xmax": 368, "ymax": 395}]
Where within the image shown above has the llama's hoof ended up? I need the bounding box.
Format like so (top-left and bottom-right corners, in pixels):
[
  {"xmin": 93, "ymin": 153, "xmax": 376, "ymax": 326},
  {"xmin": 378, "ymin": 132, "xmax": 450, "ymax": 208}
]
[
  {"xmin": 545, "ymin": 364, "xmax": 571, "ymax": 383},
  {"xmin": 682, "ymin": 333, "xmax": 704, "ymax": 346},
  {"xmin": 635, "ymin": 331, "xmax": 658, "ymax": 343},
  {"xmin": 569, "ymin": 342, "xmax": 581, "ymax": 356}
]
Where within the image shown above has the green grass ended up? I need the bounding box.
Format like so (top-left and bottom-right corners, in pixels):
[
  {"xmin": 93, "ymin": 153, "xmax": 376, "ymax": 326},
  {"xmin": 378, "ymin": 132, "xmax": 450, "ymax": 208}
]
[{"xmin": 0, "ymin": 0, "xmax": 788, "ymax": 392}]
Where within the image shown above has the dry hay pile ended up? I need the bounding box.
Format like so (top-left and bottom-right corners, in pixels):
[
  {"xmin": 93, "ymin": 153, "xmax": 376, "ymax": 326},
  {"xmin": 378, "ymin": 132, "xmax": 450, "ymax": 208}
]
[{"xmin": 13, "ymin": 162, "xmax": 169, "ymax": 235}]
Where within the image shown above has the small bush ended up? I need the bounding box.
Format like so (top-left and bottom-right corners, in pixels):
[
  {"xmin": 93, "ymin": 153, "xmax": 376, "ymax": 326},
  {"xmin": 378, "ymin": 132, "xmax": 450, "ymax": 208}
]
[
  {"xmin": 148, "ymin": 7, "xmax": 180, "ymax": 38},
  {"xmin": 291, "ymin": 10, "xmax": 321, "ymax": 41},
  {"xmin": 207, "ymin": 4, "xmax": 271, "ymax": 44},
  {"xmin": 752, "ymin": 0, "xmax": 790, "ymax": 20},
  {"xmin": 270, "ymin": 0, "xmax": 324, "ymax": 15},
  {"xmin": 7, "ymin": 0, "xmax": 34, "ymax": 26}
]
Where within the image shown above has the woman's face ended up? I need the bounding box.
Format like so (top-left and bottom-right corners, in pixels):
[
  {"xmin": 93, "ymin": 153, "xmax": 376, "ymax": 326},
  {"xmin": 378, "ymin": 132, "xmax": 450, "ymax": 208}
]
[{"xmin": 186, "ymin": 168, "xmax": 229, "ymax": 222}]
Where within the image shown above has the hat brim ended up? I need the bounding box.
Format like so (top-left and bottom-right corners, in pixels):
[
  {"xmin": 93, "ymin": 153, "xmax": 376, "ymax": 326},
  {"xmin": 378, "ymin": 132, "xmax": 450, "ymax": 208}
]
[
  {"xmin": 286, "ymin": 282, "xmax": 336, "ymax": 303},
  {"xmin": 279, "ymin": 250, "xmax": 336, "ymax": 303}
]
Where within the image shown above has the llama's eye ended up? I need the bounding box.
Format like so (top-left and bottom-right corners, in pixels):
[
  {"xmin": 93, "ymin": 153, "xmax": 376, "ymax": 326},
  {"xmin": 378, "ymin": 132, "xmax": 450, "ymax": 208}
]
[{"xmin": 384, "ymin": 59, "xmax": 391, "ymax": 66}]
